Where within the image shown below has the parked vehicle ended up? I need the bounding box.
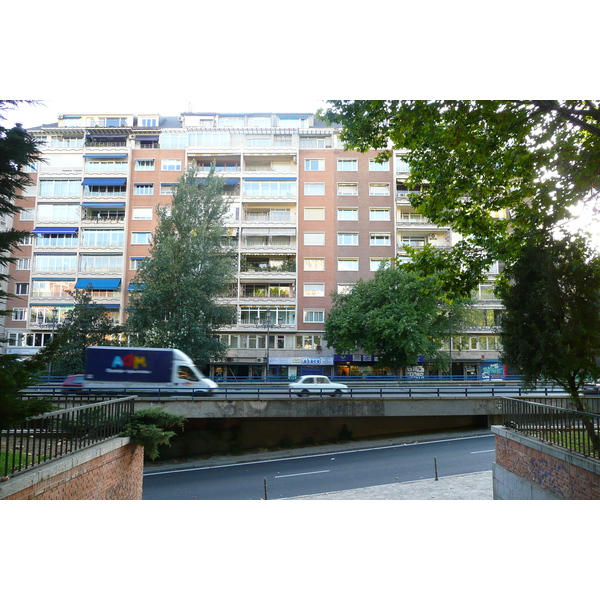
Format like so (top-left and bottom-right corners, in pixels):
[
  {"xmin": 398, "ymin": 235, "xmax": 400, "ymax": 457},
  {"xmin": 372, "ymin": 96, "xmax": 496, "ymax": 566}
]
[
  {"xmin": 61, "ymin": 374, "xmax": 85, "ymax": 393},
  {"xmin": 82, "ymin": 347, "xmax": 218, "ymax": 395},
  {"xmin": 583, "ymin": 382, "xmax": 600, "ymax": 396},
  {"xmin": 288, "ymin": 375, "xmax": 349, "ymax": 397}
]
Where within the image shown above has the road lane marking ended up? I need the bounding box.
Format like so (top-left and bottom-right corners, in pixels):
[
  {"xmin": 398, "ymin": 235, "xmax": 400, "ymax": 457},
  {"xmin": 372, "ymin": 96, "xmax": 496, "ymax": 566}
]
[
  {"xmin": 275, "ymin": 470, "xmax": 330, "ymax": 479},
  {"xmin": 470, "ymin": 449, "xmax": 495, "ymax": 454}
]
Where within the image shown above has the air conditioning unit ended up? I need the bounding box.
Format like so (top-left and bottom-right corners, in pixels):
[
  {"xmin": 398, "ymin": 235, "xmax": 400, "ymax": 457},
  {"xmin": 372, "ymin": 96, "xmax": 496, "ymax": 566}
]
[
  {"xmin": 226, "ymin": 357, "xmax": 234, "ymax": 362},
  {"xmin": 429, "ymin": 234, "xmax": 437, "ymax": 240},
  {"xmin": 256, "ymin": 357, "xmax": 264, "ymax": 363}
]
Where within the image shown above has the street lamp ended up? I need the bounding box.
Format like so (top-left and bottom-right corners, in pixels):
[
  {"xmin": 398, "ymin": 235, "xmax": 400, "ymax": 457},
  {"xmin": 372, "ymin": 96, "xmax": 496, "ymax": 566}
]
[{"xmin": 254, "ymin": 309, "xmax": 283, "ymax": 381}]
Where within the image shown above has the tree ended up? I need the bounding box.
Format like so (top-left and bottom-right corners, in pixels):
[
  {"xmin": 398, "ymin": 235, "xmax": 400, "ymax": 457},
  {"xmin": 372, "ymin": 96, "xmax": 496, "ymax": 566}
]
[
  {"xmin": 498, "ymin": 233, "xmax": 600, "ymax": 452},
  {"xmin": 498, "ymin": 234, "xmax": 600, "ymax": 401},
  {"xmin": 0, "ymin": 101, "xmax": 41, "ymax": 316},
  {"xmin": 324, "ymin": 266, "xmax": 472, "ymax": 373},
  {"xmin": 49, "ymin": 287, "xmax": 122, "ymax": 376},
  {"xmin": 320, "ymin": 100, "xmax": 600, "ymax": 295},
  {"xmin": 0, "ymin": 101, "xmax": 49, "ymax": 427},
  {"xmin": 125, "ymin": 166, "xmax": 236, "ymax": 365}
]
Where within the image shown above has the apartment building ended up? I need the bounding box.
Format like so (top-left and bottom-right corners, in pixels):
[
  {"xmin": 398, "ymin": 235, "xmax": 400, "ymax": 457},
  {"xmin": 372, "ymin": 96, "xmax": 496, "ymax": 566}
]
[{"xmin": 2, "ymin": 110, "xmax": 503, "ymax": 380}]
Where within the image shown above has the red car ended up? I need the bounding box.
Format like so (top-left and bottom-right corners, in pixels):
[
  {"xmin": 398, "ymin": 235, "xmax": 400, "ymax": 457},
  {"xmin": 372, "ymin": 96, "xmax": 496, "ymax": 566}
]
[{"xmin": 61, "ymin": 374, "xmax": 85, "ymax": 393}]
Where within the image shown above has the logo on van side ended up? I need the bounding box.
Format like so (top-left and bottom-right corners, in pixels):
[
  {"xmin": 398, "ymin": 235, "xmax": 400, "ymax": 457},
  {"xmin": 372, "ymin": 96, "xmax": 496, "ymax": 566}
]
[{"xmin": 111, "ymin": 353, "xmax": 147, "ymax": 369}]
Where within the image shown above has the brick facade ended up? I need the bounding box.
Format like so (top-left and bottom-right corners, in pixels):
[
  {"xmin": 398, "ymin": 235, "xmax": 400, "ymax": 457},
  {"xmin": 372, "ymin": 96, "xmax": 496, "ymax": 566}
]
[
  {"xmin": 0, "ymin": 438, "xmax": 144, "ymax": 500},
  {"xmin": 493, "ymin": 426, "xmax": 600, "ymax": 500}
]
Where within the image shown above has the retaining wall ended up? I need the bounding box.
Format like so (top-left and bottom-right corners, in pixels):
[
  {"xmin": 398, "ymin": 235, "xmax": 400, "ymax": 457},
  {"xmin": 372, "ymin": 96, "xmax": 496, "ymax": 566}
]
[
  {"xmin": 492, "ymin": 426, "xmax": 600, "ymax": 500},
  {"xmin": 0, "ymin": 437, "xmax": 144, "ymax": 500}
]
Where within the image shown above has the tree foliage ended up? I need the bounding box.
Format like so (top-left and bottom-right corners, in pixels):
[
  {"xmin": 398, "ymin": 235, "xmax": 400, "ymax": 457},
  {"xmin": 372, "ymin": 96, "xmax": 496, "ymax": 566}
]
[
  {"xmin": 324, "ymin": 266, "xmax": 472, "ymax": 372},
  {"xmin": 0, "ymin": 100, "xmax": 41, "ymax": 317},
  {"xmin": 498, "ymin": 233, "xmax": 600, "ymax": 403},
  {"xmin": 0, "ymin": 101, "xmax": 48, "ymax": 427},
  {"xmin": 50, "ymin": 287, "xmax": 122, "ymax": 376},
  {"xmin": 125, "ymin": 167, "xmax": 236, "ymax": 365},
  {"xmin": 321, "ymin": 100, "xmax": 600, "ymax": 294}
]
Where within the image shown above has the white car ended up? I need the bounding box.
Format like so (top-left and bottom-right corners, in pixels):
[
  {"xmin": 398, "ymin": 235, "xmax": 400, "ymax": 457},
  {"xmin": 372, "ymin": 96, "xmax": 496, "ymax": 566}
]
[{"xmin": 289, "ymin": 375, "xmax": 349, "ymax": 397}]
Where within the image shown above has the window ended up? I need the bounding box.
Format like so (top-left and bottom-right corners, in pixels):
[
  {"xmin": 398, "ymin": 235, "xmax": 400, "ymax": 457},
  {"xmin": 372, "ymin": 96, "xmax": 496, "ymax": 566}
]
[
  {"xmin": 161, "ymin": 183, "xmax": 176, "ymax": 195},
  {"xmin": 304, "ymin": 207, "xmax": 325, "ymax": 220},
  {"xmin": 338, "ymin": 258, "xmax": 358, "ymax": 271},
  {"xmin": 132, "ymin": 208, "xmax": 153, "ymax": 220},
  {"xmin": 401, "ymin": 235, "xmax": 426, "ymax": 248},
  {"xmin": 219, "ymin": 116, "xmax": 245, "ymax": 127},
  {"xmin": 17, "ymin": 258, "xmax": 31, "ymax": 270},
  {"xmin": 85, "ymin": 159, "xmax": 127, "ymax": 172},
  {"xmin": 303, "ymin": 310, "xmax": 325, "ymax": 323},
  {"xmin": 338, "ymin": 232, "xmax": 358, "ymax": 245},
  {"xmin": 369, "ymin": 208, "xmax": 390, "ymax": 221},
  {"xmin": 370, "ymin": 258, "xmax": 390, "ymax": 271},
  {"xmin": 303, "ymin": 258, "xmax": 325, "ymax": 271},
  {"xmin": 85, "ymin": 183, "xmax": 126, "ymax": 197},
  {"xmin": 161, "ymin": 133, "xmax": 188, "ymax": 149},
  {"xmin": 36, "ymin": 233, "xmax": 78, "ymax": 247},
  {"xmin": 337, "ymin": 159, "xmax": 358, "ymax": 171},
  {"xmin": 80, "ymin": 254, "xmax": 122, "ymax": 272},
  {"xmin": 369, "ymin": 183, "xmax": 390, "ymax": 196},
  {"xmin": 304, "ymin": 159, "xmax": 324, "ymax": 171},
  {"xmin": 15, "ymin": 283, "xmax": 28, "ymax": 295},
  {"xmin": 134, "ymin": 183, "xmax": 154, "ymax": 195},
  {"xmin": 140, "ymin": 117, "xmax": 158, "ymax": 127},
  {"xmin": 161, "ymin": 159, "xmax": 182, "ymax": 171},
  {"xmin": 82, "ymin": 229, "xmax": 124, "ymax": 246},
  {"xmin": 337, "ymin": 283, "xmax": 355, "ymax": 295},
  {"xmin": 37, "ymin": 204, "xmax": 80, "ymax": 222},
  {"xmin": 337, "ymin": 208, "xmax": 358, "ymax": 220},
  {"xmin": 295, "ymin": 334, "xmax": 323, "ymax": 350},
  {"xmin": 396, "ymin": 157, "xmax": 410, "ymax": 173},
  {"xmin": 34, "ymin": 254, "xmax": 76, "ymax": 272},
  {"xmin": 135, "ymin": 159, "xmax": 155, "ymax": 171},
  {"xmin": 370, "ymin": 233, "xmax": 391, "ymax": 246},
  {"xmin": 12, "ymin": 308, "xmax": 27, "ymax": 321},
  {"xmin": 304, "ymin": 283, "xmax": 325, "ymax": 297},
  {"xmin": 278, "ymin": 117, "xmax": 307, "ymax": 128},
  {"xmin": 304, "ymin": 232, "xmax": 325, "ymax": 245},
  {"xmin": 132, "ymin": 232, "xmax": 152, "ymax": 244},
  {"xmin": 248, "ymin": 116, "xmax": 271, "ymax": 127},
  {"xmin": 300, "ymin": 137, "xmax": 328, "ymax": 149},
  {"xmin": 130, "ymin": 257, "xmax": 149, "ymax": 270},
  {"xmin": 304, "ymin": 182, "xmax": 325, "ymax": 195},
  {"xmin": 369, "ymin": 158, "xmax": 390, "ymax": 171},
  {"xmin": 19, "ymin": 208, "xmax": 34, "ymax": 221},
  {"xmin": 337, "ymin": 183, "xmax": 358, "ymax": 195},
  {"xmin": 243, "ymin": 180, "xmax": 297, "ymax": 197},
  {"xmin": 39, "ymin": 179, "xmax": 81, "ymax": 197},
  {"xmin": 32, "ymin": 280, "xmax": 74, "ymax": 298}
]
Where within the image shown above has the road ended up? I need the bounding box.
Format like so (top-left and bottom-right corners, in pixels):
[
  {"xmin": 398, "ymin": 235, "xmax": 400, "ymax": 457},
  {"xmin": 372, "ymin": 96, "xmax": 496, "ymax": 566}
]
[{"xmin": 142, "ymin": 433, "xmax": 495, "ymax": 500}]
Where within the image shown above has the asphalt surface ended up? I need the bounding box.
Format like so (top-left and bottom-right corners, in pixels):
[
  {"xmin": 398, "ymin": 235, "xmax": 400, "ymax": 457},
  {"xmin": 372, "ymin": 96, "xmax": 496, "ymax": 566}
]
[{"xmin": 143, "ymin": 428, "xmax": 494, "ymax": 500}]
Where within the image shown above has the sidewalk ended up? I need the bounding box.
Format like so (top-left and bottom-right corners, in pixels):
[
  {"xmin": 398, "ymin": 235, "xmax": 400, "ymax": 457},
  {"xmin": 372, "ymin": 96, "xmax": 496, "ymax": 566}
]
[{"xmin": 286, "ymin": 470, "xmax": 492, "ymax": 500}]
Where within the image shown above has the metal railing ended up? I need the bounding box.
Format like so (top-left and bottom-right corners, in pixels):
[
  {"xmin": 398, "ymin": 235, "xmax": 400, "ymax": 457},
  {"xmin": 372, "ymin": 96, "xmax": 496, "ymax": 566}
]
[
  {"xmin": 501, "ymin": 397, "xmax": 600, "ymax": 460},
  {"xmin": 1, "ymin": 396, "xmax": 136, "ymax": 478}
]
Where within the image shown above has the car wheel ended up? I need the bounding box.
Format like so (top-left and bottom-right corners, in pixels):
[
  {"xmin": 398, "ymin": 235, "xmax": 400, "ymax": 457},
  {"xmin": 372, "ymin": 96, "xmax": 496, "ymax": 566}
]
[
  {"xmin": 299, "ymin": 390, "xmax": 310, "ymax": 397},
  {"xmin": 332, "ymin": 390, "xmax": 342, "ymax": 397}
]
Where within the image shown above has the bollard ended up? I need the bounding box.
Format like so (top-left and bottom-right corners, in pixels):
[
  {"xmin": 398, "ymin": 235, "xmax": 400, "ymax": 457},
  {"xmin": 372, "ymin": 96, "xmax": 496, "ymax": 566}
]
[
  {"xmin": 434, "ymin": 456, "xmax": 438, "ymax": 481},
  {"xmin": 264, "ymin": 477, "xmax": 268, "ymax": 500}
]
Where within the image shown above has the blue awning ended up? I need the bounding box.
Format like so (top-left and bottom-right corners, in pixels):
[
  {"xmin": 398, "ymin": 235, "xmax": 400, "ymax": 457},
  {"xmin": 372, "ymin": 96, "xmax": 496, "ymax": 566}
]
[
  {"xmin": 82, "ymin": 178, "xmax": 127, "ymax": 186},
  {"xmin": 81, "ymin": 202, "xmax": 126, "ymax": 208},
  {"xmin": 32, "ymin": 227, "xmax": 79, "ymax": 234},
  {"xmin": 75, "ymin": 278, "xmax": 121, "ymax": 290}
]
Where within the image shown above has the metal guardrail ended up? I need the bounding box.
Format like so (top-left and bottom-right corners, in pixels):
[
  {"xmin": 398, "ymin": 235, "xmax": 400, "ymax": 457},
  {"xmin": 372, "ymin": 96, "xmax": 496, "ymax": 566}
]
[
  {"xmin": 501, "ymin": 397, "xmax": 600, "ymax": 461},
  {"xmin": 21, "ymin": 384, "xmax": 564, "ymax": 400},
  {"xmin": 1, "ymin": 396, "xmax": 136, "ymax": 478}
]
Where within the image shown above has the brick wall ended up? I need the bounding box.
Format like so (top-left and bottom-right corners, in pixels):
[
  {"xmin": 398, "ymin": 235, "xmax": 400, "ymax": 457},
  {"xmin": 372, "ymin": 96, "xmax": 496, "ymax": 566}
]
[
  {"xmin": 0, "ymin": 438, "xmax": 144, "ymax": 500},
  {"xmin": 493, "ymin": 426, "xmax": 600, "ymax": 500}
]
